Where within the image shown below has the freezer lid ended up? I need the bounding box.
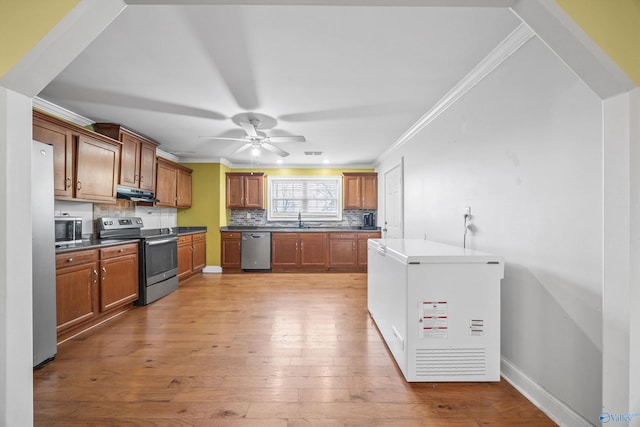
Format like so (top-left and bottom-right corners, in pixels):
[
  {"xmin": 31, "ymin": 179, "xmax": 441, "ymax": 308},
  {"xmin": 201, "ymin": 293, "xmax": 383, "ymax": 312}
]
[{"xmin": 368, "ymin": 238, "xmax": 504, "ymax": 265}]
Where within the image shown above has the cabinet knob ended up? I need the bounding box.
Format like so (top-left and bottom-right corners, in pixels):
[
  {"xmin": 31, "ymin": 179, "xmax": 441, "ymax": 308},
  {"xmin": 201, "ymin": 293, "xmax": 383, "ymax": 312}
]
[
  {"xmin": 119, "ymin": 248, "xmax": 124, "ymax": 252},
  {"xmin": 66, "ymin": 177, "xmax": 72, "ymax": 189},
  {"xmin": 77, "ymin": 181, "xmax": 82, "ymax": 191}
]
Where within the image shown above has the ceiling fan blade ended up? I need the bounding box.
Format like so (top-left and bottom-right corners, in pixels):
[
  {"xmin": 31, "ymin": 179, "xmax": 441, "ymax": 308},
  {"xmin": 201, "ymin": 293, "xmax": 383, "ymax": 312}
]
[
  {"xmin": 261, "ymin": 142, "xmax": 290, "ymax": 157},
  {"xmin": 239, "ymin": 121, "xmax": 258, "ymax": 138},
  {"xmin": 233, "ymin": 142, "xmax": 254, "ymax": 154},
  {"xmin": 198, "ymin": 136, "xmax": 247, "ymax": 142},
  {"xmin": 266, "ymin": 135, "xmax": 306, "ymax": 143}
]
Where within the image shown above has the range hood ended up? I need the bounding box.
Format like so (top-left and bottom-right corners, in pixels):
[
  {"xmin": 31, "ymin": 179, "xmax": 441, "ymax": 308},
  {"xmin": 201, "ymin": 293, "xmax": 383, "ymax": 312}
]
[{"xmin": 116, "ymin": 187, "xmax": 159, "ymax": 203}]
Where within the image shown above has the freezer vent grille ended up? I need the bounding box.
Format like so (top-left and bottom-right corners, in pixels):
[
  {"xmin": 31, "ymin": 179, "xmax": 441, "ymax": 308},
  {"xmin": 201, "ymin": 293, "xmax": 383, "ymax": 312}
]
[{"xmin": 414, "ymin": 347, "xmax": 486, "ymax": 377}]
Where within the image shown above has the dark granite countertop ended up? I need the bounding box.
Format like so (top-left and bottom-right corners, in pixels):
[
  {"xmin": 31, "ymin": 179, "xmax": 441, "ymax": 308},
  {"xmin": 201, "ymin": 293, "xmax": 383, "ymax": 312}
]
[
  {"xmin": 175, "ymin": 226, "xmax": 208, "ymax": 235},
  {"xmin": 220, "ymin": 226, "xmax": 380, "ymax": 233},
  {"xmin": 55, "ymin": 237, "xmax": 140, "ymax": 254}
]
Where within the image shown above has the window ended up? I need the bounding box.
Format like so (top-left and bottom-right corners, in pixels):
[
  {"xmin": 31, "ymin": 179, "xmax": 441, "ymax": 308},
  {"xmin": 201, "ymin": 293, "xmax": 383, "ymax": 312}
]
[{"xmin": 268, "ymin": 176, "xmax": 342, "ymax": 221}]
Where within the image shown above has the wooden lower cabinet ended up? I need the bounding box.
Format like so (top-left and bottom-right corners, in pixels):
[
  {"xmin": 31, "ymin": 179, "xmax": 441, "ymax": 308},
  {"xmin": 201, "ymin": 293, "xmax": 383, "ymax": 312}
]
[
  {"xmin": 178, "ymin": 233, "xmax": 207, "ymax": 280},
  {"xmin": 271, "ymin": 233, "xmax": 299, "ymax": 269},
  {"xmin": 328, "ymin": 233, "xmax": 357, "ymax": 269},
  {"xmin": 223, "ymin": 230, "xmax": 380, "ymax": 273},
  {"xmin": 356, "ymin": 231, "xmax": 381, "ymax": 269},
  {"xmin": 99, "ymin": 243, "xmax": 139, "ymax": 311},
  {"xmin": 55, "ymin": 250, "xmax": 99, "ymax": 334},
  {"xmin": 221, "ymin": 232, "xmax": 241, "ymax": 271},
  {"xmin": 271, "ymin": 233, "xmax": 327, "ymax": 271},
  {"xmin": 55, "ymin": 243, "xmax": 139, "ymax": 341}
]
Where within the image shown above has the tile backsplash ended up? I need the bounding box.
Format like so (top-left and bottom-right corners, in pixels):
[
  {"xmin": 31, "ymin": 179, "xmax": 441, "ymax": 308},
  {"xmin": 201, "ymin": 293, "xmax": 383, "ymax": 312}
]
[
  {"xmin": 229, "ymin": 209, "xmax": 375, "ymax": 228},
  {"xmin": 55, "ymin": 199, "xmax": 177, "ymax": 236}
]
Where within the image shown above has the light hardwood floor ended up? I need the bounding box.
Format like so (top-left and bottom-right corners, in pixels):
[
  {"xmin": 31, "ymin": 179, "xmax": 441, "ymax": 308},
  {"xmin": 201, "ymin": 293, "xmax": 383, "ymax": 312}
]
[{"xmin": 34, "ymin": 273, "xmax": 557, "ymax": 426}]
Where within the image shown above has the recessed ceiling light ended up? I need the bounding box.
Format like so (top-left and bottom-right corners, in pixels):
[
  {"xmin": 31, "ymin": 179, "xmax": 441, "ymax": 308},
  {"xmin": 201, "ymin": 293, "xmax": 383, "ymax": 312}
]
[
  {"xmin": 276, "ymin": 159, "xmax": 283, "ymax": 164},
  {"xmin": 323, "ymin": 159, "xmax": 330, "ymax": 164}
]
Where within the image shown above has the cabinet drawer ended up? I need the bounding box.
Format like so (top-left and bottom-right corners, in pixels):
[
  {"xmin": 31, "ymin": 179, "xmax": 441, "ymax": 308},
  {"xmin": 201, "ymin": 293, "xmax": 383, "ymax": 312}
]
[
  {"xmin": 192, "ymin": 233, "xmax": 206, "ymax": 242},
  {"xmin": 178, "ymin": 235, "xmax": 192, "ymax": 245},
  {"xmin": 56, "ymin": 249, "xmax": 99, "ymax": 269},
  {"xmin": 100, "ymin": 243, "xmax": 139, "ymax": 259},
  {"xmin": 330, "ymin": 232, "xmax": 356, "ymax": 239},
  {"xmin": 222, "ymin": 232, "xmax": 240, "ymax": 239}
]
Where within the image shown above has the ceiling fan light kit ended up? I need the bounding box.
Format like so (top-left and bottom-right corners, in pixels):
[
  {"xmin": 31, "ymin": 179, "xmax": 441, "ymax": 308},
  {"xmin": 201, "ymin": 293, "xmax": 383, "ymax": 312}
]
[{"xmin": 202, "ymin": 112, "xmax": 306, "ymax": 158}]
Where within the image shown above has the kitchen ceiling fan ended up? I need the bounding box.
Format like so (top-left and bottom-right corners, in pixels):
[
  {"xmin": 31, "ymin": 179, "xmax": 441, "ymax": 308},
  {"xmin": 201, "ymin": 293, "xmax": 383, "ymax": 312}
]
[{"xmin": 201, "ymin": 113, "xmax": 306, "ymax": 157}]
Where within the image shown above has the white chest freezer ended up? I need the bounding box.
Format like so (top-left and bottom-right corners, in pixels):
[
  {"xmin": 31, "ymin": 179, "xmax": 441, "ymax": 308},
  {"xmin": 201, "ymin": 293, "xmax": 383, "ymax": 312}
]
[{"xmin": 367, "ymin": 239, "xmax": 504, "ymax": 382}]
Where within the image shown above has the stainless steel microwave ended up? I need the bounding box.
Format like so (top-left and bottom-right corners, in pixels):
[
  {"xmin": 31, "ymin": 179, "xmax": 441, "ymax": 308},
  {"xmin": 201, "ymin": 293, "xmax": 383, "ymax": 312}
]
[{"xmin": 54, "ymin": 216, "xmax": 83, "ymax": 244}]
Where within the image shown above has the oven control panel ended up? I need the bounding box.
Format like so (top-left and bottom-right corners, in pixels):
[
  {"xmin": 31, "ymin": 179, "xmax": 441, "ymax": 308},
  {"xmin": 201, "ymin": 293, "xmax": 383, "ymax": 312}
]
[{"xmin": 97, "ymin": 217, "xmax": 144, "ymax": 231}]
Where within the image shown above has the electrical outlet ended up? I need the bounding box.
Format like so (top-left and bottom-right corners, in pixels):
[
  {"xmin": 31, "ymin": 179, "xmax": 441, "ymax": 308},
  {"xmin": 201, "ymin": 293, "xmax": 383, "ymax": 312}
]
[{"xmin": 246, "ymin": 212, "xmax": 251, "ymax": 219}]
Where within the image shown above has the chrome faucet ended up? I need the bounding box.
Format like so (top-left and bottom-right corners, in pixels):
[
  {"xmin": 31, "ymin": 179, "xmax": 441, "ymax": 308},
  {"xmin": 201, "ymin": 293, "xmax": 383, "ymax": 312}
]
[{"xmin": 298, "ymin": 212, "xmax": 303, "ymax": 228}]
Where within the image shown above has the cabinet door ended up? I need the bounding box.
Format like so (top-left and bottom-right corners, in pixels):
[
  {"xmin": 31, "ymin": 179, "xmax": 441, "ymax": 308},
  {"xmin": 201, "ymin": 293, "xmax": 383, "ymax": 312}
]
[
  {"xmin": 226, "ymin": 174, "xmax": 245, "ymax": 208},
  {"xmin": 177, "ymin": 235, "xmax": 193, "ymax": 280},
  {"xmin": 33, "ymin": 115, "xmax": 74, "ymax": 199},
  {"xmin": 221, "ymin": 232, "xmax": 241, "ymax": 268},
  {"xmin": 119, "ymin": 133, "xmax": 140, "ymax": 188},
  {"xmin": 271, "ymin": 233, "xmax": 299, "ymax": 268},
  {"xmin": 300, "ymin": 233, "xmax": 327, "ymax": 269},
  {"xmin": 176, "ymin": 169, "xmax": 192, "ymax": 207},
  {"xmin": 343, "ymin": 175, "xmax": 362, "ymax": 209},
  {"xmin": 357, "ymin": 232, "xmax": 381, "ymax": 267},
  {"xmin": 244, "ymin": 175, "xmax": 264, "ymax": 208},
  {"xmin": 328, "ymin": 234, "xmax": 357, "ymax": 267},
  {"xmin": 192, "ymin": 233, "xmax": 206, "ymax": 272},
  {"xmin": 139, "ymin": 142, "xmax": 157, "ymax": 191},
  {"xmin": 156, "ymin": 161, "xmax": 177, "ymax": 206},
  {"xmin": 99, "ymin": 253, "xmax": 139, "ymax": 312},
  {"xmin": 56, "ymin": 261, "xmax": 99, "ymax": 333},
  {"xmin": 75, "ymin": 134, "xmax": 120, "ymax": 202},
  {"xmin": 361, "ymin": 174, "xmax": 378, "ymax": 209}
]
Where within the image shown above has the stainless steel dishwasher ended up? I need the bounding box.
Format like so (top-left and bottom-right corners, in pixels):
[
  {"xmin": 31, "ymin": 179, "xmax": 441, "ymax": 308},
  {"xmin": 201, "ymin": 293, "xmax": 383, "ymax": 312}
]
[{"xmin": 241, "ymin": 231, "xmax": 271, "ymax": 270}]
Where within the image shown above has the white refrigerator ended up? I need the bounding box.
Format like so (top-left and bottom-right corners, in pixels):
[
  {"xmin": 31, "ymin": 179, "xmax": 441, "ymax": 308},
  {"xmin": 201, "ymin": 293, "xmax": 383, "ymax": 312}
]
[
  {"xmin": 368, "ymin": 239, "xmax": 504, "ymax": 382},
  {"xmin": 32, "ymin": 140, "xmax": 57, "ymax": 367}
]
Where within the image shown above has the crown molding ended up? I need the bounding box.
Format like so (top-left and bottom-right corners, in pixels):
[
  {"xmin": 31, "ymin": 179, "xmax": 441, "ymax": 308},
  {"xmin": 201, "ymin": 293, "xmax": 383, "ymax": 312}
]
[
  {"xmin": 377, "ymin": 23, "xmax": 535, "ymax": 162},
  {"xmin": 32, "ymin": 97, "xmax": 95, "ymax": 127}
]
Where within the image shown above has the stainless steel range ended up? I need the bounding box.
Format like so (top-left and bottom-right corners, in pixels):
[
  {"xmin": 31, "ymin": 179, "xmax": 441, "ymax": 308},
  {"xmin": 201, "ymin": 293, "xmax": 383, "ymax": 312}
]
[{"xmin": 97, "ymin": 217, "xmax": 178, "ymax": 305}]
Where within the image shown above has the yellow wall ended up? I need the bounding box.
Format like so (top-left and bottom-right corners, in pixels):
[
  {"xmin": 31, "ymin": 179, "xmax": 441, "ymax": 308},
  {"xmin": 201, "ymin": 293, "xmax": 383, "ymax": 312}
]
[
  {"xmin": 176, "ymin": 163, "xmax": 223, "ymax": 267},
  {"xmin": 0, "ymin": 0, "xmax": 79, "ymax": 77},
  {"xmin": 556, "ymin": 0, "xmax": 640, "ymax": 85}
]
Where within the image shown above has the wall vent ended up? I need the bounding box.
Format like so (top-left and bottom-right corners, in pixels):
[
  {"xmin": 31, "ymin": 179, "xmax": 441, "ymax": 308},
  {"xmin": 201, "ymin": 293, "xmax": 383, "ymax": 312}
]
[
  {"xmin": 304, "ymin": 151, "xmax": 323, "ymax": 156},
  {"xmin": 414, "ymin": 347, "xmax": 486, "ymax": 377}
]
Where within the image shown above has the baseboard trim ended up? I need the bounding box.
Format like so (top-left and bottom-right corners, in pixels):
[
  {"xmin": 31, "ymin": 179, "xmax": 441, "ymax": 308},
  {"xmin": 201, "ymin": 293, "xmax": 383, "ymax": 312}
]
[
  {"xmin": 501, "ymin": 357, "xmax": 592, "ymax": 427},
  {"xmin": 202, "ymin": 266, "xmax": 222, "ymax": 273}
]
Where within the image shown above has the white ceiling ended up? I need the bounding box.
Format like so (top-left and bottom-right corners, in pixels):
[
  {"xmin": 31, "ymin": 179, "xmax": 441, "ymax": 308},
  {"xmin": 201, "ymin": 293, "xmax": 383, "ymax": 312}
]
[{"xmin": 38, "ymin": 4, "xmax": 521, "ymax": 167}]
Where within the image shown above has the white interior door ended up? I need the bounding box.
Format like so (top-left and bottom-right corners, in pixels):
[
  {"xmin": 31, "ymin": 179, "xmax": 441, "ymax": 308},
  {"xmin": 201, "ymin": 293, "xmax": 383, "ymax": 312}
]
[{"xmin": 384, "ymin": 160, "xmax": 404, "ymax": 238}]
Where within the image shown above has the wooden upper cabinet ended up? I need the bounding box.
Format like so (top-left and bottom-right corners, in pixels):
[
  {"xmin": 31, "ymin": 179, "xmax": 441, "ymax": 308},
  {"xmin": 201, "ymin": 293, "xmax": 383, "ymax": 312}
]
[
  {"xmin": 75, "ymin": 134, "xmax": 120, "ymax": 203},
  {"xmin": 155, "ymin": 157, "xmax": 192, "ymax": 208},
  {"xmin": 33, "ymin": 112, "xmax": 74, "ymax": 198},
  {"xmin": 343, "ymin": 172, "xmax": 378, "ymax": 209},
  {"xmin": 226, "ymin": 172, "xmax": 264, "ymax": 208},
  {"xmin": 177, "ymin": 168, "xmax": 192, "ymax": 208},
  {"xmin": 33, "ymin": 111, "xmax": 122, "ymax": 203},
  {"xmin": 94, "ymin": 123, "xmax": 158, "ymax": 192}
]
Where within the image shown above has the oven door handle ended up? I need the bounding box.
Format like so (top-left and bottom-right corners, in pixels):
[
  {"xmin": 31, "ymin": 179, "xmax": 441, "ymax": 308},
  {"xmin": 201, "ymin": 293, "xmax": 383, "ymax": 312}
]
[{"xmin": 145, "ymin": 236, "xmax": 178, "ymax": 246}]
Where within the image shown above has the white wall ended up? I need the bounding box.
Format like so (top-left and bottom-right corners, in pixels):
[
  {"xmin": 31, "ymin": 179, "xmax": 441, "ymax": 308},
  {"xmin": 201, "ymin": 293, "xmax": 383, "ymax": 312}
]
[
  {"xmin": 0, "ymin": 88, "xmax": 35, "ymax": 426},
  {"xmin": 377, "ymin": 36, "xmax": 602, "ymax": 425}
]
